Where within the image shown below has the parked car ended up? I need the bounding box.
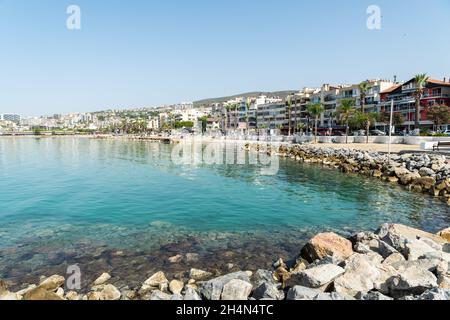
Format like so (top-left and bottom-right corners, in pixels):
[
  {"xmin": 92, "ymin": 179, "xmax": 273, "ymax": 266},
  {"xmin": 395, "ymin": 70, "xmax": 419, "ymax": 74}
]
[
  {"xmin": 370, "ymin": 130, "xmax": 386, "ymax": 136},
  {"xmin": 353, "ymin": 130, "xmax": 366, "ymax": 136}
]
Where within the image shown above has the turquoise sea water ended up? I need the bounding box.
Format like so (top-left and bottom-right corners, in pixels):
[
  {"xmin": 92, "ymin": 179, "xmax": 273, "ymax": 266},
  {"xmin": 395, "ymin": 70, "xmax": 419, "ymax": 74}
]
[{"xmin": 0, "ymin": 137, "xmax": 448, "ymax": 286}]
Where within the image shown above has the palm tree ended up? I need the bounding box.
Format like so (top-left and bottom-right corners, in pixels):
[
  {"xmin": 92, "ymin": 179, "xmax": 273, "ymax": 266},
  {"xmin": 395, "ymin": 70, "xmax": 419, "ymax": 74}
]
[
  {"xmin": 307, "ymin": 103, "xmax": 325, "ymax": 143},
  {"xmin": 287, "ymin": 95, "xmax": 292, "ymax": 136},
  {"xmin": 296, "ymin": 122, "xmax": 305, "ymax": 134},
  {"xmin": 245, "ymin": 98, "xmax": 251, "ymax": 135},
  {"xmin": 233, "ymin": 104, "xmax": 239, "ymax": 133},
  {"xmin": 352, "ymin": 111, "xmax": 379, "ymax": 143},
  {"xmin": 359, "ymin": 81, "xmax": 373, "ymax": 113},
  {"xmin": 225, "ymin": 105, "xmax": 231, "ymax": 133},
  {"xmin": 336, "ymin": 98, "xmax": 356, "ymax": 143},
  {"xmin": 414, "ymin": 73, "xmax": 429, "ymax": 130}
]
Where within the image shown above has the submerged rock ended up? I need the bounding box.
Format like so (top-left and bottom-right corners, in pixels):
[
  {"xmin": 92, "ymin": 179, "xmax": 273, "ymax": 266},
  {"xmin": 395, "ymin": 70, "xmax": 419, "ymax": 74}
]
[
  {"xmin": 93, "ymin": 273, "xmax": 111, "ymax": 286},
  {"xmin": 190, "ymin": 268, "xmax": 212, "ymax": 281}
]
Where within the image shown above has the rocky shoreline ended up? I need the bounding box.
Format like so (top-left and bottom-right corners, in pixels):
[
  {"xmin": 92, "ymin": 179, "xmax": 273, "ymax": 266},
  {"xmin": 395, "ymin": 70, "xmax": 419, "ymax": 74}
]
[
  {"xmin": 243, "ymin": 143, "xmax": 450, "ymax": 205},
  {"xmin": 1, "ymin": 223, "xmax": 449, "ymax": 300}
]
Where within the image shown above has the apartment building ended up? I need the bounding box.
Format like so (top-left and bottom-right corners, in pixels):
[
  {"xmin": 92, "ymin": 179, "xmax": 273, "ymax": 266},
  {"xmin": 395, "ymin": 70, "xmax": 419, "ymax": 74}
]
[
  {"xmin": 256, "ymin": 103, "xmax": 287, "ymax": 129},
  {"xmin": 147, "ymin": 117, "xmax": 160, "ymax": 130},
  {"xmin": 1, "ymin": 114, "xmax": 21, "ymax": 124},
  {"xmin": 286, "ymin": 88, "xmax": 318, "ymax": 132},
  {"xmin": 380, "ymin": 77, "xmax": 450, "ymax": 129}
]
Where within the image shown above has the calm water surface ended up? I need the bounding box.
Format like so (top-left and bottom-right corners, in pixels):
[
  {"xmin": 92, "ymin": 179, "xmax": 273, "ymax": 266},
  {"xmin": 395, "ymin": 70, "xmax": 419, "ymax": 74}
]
[{"xmin": 0, "ymin": 137, "xmax": 448, "ymax": 289}]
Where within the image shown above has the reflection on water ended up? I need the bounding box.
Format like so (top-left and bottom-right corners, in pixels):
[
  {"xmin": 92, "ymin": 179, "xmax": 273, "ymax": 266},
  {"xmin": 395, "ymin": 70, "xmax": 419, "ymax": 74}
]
[{"xmin": 0, "ymin": 137, "xmax": 449, "ymax": 288}]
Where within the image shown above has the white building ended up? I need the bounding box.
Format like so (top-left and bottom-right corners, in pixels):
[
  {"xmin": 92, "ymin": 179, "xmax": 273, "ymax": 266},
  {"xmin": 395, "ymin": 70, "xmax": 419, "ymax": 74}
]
[{"xmin": 147, "ymin": 117, "xmax": 160, "ymax": 130}]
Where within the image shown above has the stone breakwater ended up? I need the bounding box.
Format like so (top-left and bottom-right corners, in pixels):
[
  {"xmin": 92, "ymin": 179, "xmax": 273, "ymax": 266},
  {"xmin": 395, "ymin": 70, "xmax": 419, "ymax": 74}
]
[
  {"xmin": 1, "ymin": 224, "xmax": 449, "ymax": 301},
  {"xmin": 244, "ymin": 143, "xmax": 450, "ymax": 205}
]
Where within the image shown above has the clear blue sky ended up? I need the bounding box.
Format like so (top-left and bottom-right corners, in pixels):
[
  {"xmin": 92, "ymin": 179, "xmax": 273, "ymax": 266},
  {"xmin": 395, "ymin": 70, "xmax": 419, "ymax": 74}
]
[{"xmin": 1, "ymin": 0, "xmax": 449, "ymax": 116}]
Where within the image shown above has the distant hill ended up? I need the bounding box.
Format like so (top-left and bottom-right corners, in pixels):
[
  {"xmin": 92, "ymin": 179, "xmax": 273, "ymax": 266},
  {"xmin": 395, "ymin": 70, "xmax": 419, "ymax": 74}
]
[{"xmin": 193, "ymin": 90, "xmax": 298, "ymax": 106}]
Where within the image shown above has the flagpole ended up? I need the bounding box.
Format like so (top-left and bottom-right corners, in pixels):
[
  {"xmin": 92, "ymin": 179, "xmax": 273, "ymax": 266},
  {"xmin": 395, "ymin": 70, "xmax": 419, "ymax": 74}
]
[{"xmin": 388, "ymin": 99, "xmax": 394, "ymax": 163}]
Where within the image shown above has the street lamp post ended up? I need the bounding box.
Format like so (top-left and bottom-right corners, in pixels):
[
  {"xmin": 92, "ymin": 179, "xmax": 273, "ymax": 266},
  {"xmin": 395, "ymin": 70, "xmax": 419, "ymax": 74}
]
[{"xmin": 388, "ymin": 99, "xmax": 394, "ymax": 163}]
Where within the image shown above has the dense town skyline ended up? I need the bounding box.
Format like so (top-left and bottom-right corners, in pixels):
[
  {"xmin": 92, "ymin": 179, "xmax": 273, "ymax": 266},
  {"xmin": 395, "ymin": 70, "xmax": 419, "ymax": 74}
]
[{"xmin": 1, "ymin": 0, "xmax": 450, "ymax": 115}]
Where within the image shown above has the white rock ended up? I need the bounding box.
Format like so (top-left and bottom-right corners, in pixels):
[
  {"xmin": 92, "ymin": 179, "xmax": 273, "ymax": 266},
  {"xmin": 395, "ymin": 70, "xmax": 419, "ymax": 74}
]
[
  {"xmin": 143, "ymin": 271, "xmax": 168, "ymax": 288},
  {"xmin": 94, "ymin": 273, "xmax": 111, "ymax": 286},
  {"xmin": 100, "ymin": 284, "xmax": 121, "ymax": 300},
  {"xmin": 293, "ymin": 264, "xmax": 345, "ymax": 289},
  {"xmin": 190, "ymin": 268, "xmax": 212, "ymax": 281},
  {"xmin": 334, "ymin": 254, "xmax": 381, "ymax": 297},
  {"xmin": 169, "ymin": 280, "xmax": 184, "ymax": 295}
]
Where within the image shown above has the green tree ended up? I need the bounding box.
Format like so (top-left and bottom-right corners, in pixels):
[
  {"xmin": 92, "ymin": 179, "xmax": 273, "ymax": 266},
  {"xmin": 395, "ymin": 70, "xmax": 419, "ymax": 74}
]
[
  {"xmin": 359, "ymin": 82, "xmax": 373, "ymax": 113},
  {"xmin": 174, "ymin": 121, "xmax": 194, "ymax": 129},
  {"xmin": 380, "ymin": 111, "xmax": 405, "ymax": 126},
  {"xmin": 287, "ymin": 95, "xmax": 292, "ymax": 136},
  {"xmin": 351, "ymin": 111, "xmax": 379, "ymax": 143},
  {"xmin": 307, "ymin": 103, "xmax": 325, "ymax": 143},
  {"xmin": 427, "ymin": 104, "xmax": 450, "ymax": 129},
  {"xmin": 245, "ymin": 98, "xmax": 251, "ymax": 134},
  {"xmin": 336, "ymin": 98, "xmax": 356, "ymax": 143},
  {"xmin": 414, "ymin": 73, "xmax": 429, "ymax": 130},
  {"xmin": 199, "ymin": 116, "xmax": 208, "ymax": 134},
  {"xmin": 33, "ymin": 127, "xmax": 43, "ymax": 136}
]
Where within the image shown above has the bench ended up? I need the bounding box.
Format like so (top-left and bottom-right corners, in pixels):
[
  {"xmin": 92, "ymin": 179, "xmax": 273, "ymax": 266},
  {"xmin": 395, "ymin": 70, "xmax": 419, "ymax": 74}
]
[{"xmin": 433, "ymin": 141, "xmax": 450, "ymax": 151}]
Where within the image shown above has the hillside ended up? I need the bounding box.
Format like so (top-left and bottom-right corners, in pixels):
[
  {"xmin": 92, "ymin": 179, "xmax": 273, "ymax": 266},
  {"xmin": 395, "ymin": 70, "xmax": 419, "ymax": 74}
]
[{"xmin": 193, "ymin": 90, "xmax": 298, "ymax": 106}]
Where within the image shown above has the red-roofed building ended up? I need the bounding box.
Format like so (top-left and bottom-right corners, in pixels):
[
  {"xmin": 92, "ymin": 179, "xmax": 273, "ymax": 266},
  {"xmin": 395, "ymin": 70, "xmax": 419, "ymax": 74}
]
[{"xmin": 380, "ymin": 77, "xmax": 450, "ymax": 129}]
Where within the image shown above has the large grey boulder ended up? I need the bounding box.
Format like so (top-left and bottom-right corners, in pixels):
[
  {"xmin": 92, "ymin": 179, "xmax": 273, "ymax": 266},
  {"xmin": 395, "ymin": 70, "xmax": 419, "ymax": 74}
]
[
  {"xmin": 289, "ymin": 264, "xmax": 344, "ymax": 289},
  {"xmin": 313, "ymin": 292, "xmax": 355, "ymax": 300},
  {"xmin": 150, "ymin": 290, "xmax": 172, "ymax": 300},
  {"xmin": 286, "ymin": 286, "xmax": 322, "ymax": 300},
  {"xmin": 417, "ymin": 288, "xmax": 450, "ymax": 300},
  {"xmin": 377, "ymin": 224, "xmax": 447, "ymax": 255},
  {"xmin": 386, "ymin": 265, "xmax": 438, "ymax": 298},
  {"xmin": 221, "ymin": 279, "xmax": 252, "ymax": 300},
  {"xmin": 199, "ymin": 271, "xmax": 252, "ymax": 300},
  {"xmin": 184, "ymin": 287, "xmax": 202, "ymax": 300},
  {"xmin": 355, "ymin": 291, "xmax": 393, "ymax": 300},
  {"xmin": 405, "ymin": 239, "xmax": 440, "ymax": 261},
  {"xmin": 352, "ymin": 231, "xmax": 398, "ymax": 258},
  {"xmin": 382, "ymin": 252, "xmax": 406, "ymax": 265},
  {"xmin": 252, "ymin": 281, "xmax": 284, "ymax": 300},
  {"xmin": 334, "ymin": 253, "xmax": 382, "ymax": 297},
  {"xmin": 251, "ymin": 269, "xmax": 277, "ymax": 287}
]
